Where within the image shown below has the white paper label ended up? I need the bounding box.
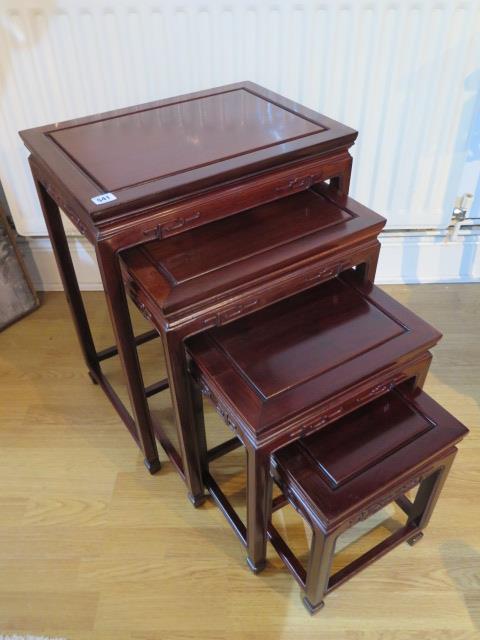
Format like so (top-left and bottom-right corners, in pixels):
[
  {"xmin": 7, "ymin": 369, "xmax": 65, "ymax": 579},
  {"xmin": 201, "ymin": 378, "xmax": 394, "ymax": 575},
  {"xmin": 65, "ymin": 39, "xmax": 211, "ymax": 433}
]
[{"xmin": 91, "ymin": 192, "xmax": 117, "ymax": 205}]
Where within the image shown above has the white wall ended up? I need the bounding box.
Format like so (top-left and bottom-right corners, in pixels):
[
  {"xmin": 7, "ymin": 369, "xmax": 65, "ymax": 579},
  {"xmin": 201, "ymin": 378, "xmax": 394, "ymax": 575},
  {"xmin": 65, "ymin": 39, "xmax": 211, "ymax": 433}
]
[
  {"xmin": 18, "ymin": 232, "xmax": 480, "ymax": 292},
  {"xmin": 1, "ymin": 0, "xmax": 480, "ymax": 287}
]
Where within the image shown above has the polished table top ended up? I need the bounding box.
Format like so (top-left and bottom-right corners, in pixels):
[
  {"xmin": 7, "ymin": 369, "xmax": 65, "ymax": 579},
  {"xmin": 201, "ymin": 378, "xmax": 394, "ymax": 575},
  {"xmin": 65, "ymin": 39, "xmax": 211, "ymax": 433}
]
[
  {"xmin": 120, "ymin": 186, "xmax": 385, "ymax": 317},
  {"xmin": 187, "ymin": 272, "xmax": 442, "ymax": 441},
  {"xmin": 49, "ymin": 89, "xmax": 323, "ymax": 190},
  {"xmin": 273, "ymin": 386, "xmax": 468, "ymax": 525},
  {"xmin": 19, "ymin": 82, "xmax": 357, "ymax": 220}
]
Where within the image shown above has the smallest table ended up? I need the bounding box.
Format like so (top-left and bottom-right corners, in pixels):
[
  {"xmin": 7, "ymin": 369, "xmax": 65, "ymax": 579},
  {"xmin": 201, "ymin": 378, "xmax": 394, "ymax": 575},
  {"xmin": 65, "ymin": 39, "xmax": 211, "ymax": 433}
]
[
  {"xmin": 187, "ymin": 271, "xmax": 442, "ymax": 571},
  {"xmin": 271, "ymin": 386, "xmax": 468, "ymax": 612}
]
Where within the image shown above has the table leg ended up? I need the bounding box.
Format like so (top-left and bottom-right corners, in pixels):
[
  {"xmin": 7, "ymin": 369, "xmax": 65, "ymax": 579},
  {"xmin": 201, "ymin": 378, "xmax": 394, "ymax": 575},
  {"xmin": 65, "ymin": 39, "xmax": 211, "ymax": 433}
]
[
  {"xmin": 161, "ymin": 330, "xmax": 206, "ymax": 506},
  {"xmin": 303, "ymin": 529, "xmax": 338, "ymax": 614},
  {"xmin": 358, "ymin": 242, "xmax": 381, "ymax": 285},
  {"xmin": 191, "ymin": 376, "xmax": 209, "ymax": 480},
  {"xmin": 246, "ymin": 446, "xmax": 273, "ymax": 573},
  {"xmin": 95, "ymin": 242, "xmax": 160, "ymax": 473},
  {"xmin": 33, "ymin": 179, "xmax": 100, "ymax": 381},
  {"xmin": 407, "ymin": 451, "xmax": 456, "ymax": 534},
  {"xmin": 330, "ymin": 154, "xmax": 352, "ymax": 194}
]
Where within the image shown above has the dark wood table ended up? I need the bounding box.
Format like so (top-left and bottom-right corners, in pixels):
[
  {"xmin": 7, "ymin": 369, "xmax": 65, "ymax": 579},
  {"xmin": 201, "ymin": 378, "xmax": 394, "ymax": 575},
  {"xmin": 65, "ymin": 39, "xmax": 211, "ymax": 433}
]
[
  {"xmin": 20, "ymin": 82, "xmax": 358, "ymax": 495},
  {"xmin": 187, "ymin": 272, "xmax": 442, "ymax": 570},
  {"xmin": 270, "ymin": 385, "xmax": 468, "ymax": 611}
]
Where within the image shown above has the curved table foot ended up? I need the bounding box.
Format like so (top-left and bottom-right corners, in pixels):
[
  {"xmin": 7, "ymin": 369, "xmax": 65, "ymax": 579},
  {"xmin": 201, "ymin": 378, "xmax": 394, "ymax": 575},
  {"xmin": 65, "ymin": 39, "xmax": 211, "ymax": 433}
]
[
  {"xmin": 407, "ymin": 531, "xmax": 424, "ymax": 546},
  {"xmin": 302, "ymin": 597, "xmax": 325, "ymax": 615},
  {"xmin": 144, "ymin": 457, "xmax": 162, "ymax": 474}
]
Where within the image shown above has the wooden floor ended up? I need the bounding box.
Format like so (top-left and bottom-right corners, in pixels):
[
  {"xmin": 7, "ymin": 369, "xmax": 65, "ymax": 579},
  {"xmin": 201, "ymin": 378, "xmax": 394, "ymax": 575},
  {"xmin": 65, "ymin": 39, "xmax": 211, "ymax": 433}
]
[{"xmin": 0, "ymin": 285, "xmax": 479, "ymax": 640}]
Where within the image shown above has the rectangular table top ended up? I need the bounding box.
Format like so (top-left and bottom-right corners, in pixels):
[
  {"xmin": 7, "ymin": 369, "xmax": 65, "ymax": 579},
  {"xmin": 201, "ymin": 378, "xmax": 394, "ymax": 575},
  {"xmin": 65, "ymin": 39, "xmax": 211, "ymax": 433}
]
[
  {"xmin": 20, "ymin": 82, "xmax": 357, "ymax": 222},
  {"xmin": 120, "ymin": 186, "xmax": 384, "ymax": 318},
  {"xmin": 273, "ymin": 386, "xmax": 468, "ymax": 526},
  {"xmin": 187, "ymin": 272, "xmax": 442, "ymax": 440}
]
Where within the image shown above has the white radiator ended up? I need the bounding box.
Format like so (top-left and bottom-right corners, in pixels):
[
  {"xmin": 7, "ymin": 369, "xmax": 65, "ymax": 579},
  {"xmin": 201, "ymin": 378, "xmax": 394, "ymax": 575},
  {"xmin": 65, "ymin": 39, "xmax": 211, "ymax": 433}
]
[{"xmin": 1, "ymin": 0, "xmax": 479, "ymax": 236}]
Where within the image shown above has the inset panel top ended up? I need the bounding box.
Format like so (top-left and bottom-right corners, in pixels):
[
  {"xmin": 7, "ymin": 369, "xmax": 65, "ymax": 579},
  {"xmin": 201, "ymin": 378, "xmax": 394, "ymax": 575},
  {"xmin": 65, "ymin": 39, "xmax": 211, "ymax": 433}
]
[
  {"xmin": 121, "ymin": 186, "xmax": 385, "ymax": 316},
  {"xmin": 187, "ymin": 273, "xmax": 442, "ymax": 440},
  {"xmin": 20, "ymin": 82, "xmax": 357, "ymax": 221},
  {"xmin": 49, "ymin": 89, "xmax": 323, "ymax": 192}
]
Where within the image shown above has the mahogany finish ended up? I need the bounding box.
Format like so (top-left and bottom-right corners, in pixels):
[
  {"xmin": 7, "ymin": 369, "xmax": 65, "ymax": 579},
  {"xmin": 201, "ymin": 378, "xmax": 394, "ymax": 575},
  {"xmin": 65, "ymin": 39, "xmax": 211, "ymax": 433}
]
[
  {"xmin": 187, "ymin": 273, "xmax": 441, "ymax": 570},
  {"xmin": 188, "ymin": 273, "xmax": 441, "ymax": 441},
  {"xmin": 21, "ymin": 81, "xmax": 470, "ymax": 614},
  {"xmin": 120, "ymin": 186, "xmax": 384, "ymax": 320},
  {"xmin": 20, "ymin": 82, "xmax": 356, "ymax": 219},
  {"xmin": 270, "ymin": 386, "xmax": 468, "ymax": 612},
  {"xmin": 119, "ymin": 189, "xmax": 383, "ymax": 503},
  {"xmin": 21, "ymin": 83, "xmax": 357, "ymax": 485}
]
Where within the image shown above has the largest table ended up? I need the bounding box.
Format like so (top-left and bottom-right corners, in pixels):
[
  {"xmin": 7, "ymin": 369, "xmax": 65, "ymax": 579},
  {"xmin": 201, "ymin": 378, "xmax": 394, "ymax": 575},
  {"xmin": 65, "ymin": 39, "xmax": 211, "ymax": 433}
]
[{"xmin": 20, "ymin": 82, "xmax": 357, "ymax": 499}]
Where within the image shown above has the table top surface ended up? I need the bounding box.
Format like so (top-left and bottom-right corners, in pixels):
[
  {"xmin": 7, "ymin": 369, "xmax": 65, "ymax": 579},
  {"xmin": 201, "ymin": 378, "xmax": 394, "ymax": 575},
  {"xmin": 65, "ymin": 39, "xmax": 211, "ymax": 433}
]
[
  {"xmin": 187, "ymin": 272, "xmax": 442, "ymax": 441},
  {"xmin": 121, "ymin": 186, "xmax": 385, "ymax": 317},
  {"xmin": 20, "ymin": 82, "xmax": 357, "ymax": 221}
]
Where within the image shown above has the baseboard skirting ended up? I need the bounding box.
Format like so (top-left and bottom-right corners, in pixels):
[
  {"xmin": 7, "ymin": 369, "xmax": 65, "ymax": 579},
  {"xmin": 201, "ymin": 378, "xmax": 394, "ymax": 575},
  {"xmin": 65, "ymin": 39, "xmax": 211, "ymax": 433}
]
[
  {"xmin": 18, "ymin": 233, "xmax": 480, "ymax": 291},
  {"xmin": 19, "ymin": 236, "xmax": 103, "ymax": 291}
]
